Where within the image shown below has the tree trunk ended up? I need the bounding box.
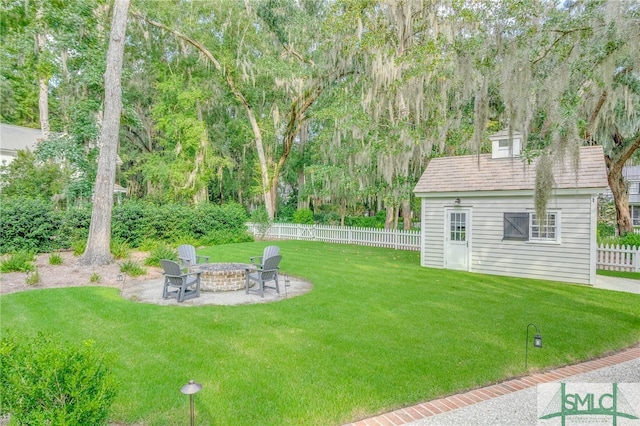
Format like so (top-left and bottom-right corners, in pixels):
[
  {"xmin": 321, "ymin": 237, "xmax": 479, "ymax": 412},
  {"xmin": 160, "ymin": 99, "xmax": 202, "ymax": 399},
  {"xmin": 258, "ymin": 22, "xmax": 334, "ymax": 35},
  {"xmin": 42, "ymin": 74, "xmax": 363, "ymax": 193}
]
[
  {"xmin": 81, "ymin": 0, "xmax": 130, "ymax": 266},
  {"xmin": 193, "ymin": 98, "xmax": 208, "ymax": 204},
  {"xmin": 297, "ymin": 123, "xmax": 309, "ymax": 210},
  {"xmin": 297, "ymin": 169, "xmax": 308, "ymax": 210},
  {"xmin": 38, "ymin": 76, "xmax": 50, "ymax": 139},
  {"xmin": 268, "ymin": 86, "xmax": 323, "ymax": 220},
  {"xmin": 36, "ymin": 8, "xmax": 50, "ymax": 138},
  {"xmin": 585, "ymin": 92, "xmax": 639, "ymax": 236},
  {"xmin": 401, "ymin": 199, "xmax": 412, "ymax": 230},
  {"xmin": 384, "ymin": 205, "xmax": 395, "ymax": 229},
  {"xmin": 605, "ymin": 155, "xmax": 633, "ymax": 235}
]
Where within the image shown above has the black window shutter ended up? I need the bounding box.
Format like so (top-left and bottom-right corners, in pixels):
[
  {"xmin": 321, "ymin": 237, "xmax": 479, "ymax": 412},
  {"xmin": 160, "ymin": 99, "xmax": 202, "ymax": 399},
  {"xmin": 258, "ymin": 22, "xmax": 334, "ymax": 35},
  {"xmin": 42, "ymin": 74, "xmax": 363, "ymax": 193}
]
[{"xmin": 504, "ymin": 213, "xmax": 529, "ymax": 240}]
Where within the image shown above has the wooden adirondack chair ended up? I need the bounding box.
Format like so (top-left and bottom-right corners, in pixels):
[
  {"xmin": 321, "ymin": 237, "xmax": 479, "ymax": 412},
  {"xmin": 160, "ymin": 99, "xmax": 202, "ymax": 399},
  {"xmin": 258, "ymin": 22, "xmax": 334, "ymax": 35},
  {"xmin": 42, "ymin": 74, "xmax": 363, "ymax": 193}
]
[
  {"xmin": 245, "ymin": 255, "xmax": 282, "ymax": 298},
  {"xmin": 249, "ymin": 245, "xmax": 280, "ymax": 268},
  {"xmin": 161, "ymin": 259, "xmax": 202, "ymax": 302},
  {"xmin": 177, "ymin": 244, "xmax": 210, "ymax": 269}
]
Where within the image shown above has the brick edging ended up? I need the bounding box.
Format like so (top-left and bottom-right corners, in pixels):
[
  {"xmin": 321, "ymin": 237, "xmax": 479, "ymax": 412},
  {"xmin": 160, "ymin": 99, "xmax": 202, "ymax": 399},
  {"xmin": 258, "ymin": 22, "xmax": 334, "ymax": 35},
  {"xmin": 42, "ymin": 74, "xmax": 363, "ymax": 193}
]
[{"xmin": 345, "ymin": 344, "xmax": 640, "ymax": 426}]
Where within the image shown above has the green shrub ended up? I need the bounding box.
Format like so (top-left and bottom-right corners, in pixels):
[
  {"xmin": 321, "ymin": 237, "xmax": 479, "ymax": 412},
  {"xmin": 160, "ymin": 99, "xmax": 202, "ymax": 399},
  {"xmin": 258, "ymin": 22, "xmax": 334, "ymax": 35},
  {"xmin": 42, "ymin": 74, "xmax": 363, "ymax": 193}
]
[
  {"xmin": 0, "ymin": 251, "xmax": 35, "ymax": 272},
  {"xmin": 90, "ymin": 272, "xmax": 102, "ymax": 283},
  {"xmin": 144, "ymin": 244, "xmax": 178, "ymax": 267},
  {"xmin": 137, "ymin": 238, "xmax": 160, "ymax": 252},
  {"xmin": 0, "ymin": 332, "xmax": 117, "ymax": 425},
  {"xmin": 169, "ymin": 234, "xmax": 200, "ymax": 247},
  {"xmin": 110, "ymin": 238, "xmax": 130, "ymax": 260},
  {"xmin": 57, "ymin": 206, "xmax": 91, "ymax": 247},
  {"xmin": 201, "ymin": 228, "xmax": 254, "ymax": 246},
  {"xmin": 599, "ymin": 231, "xmax": 640, "ymax": 248},
  {"xmin": 314, "ymin": 211, "xmax": 340, "ymax": 225},
  {"xmin": 25, "ymin": 268, "xmax": 40, "ymax": 285},
  {"xmin": 111, "ymin": 201, "xmax": 149, "ymax": 248},
  {"xmin": 619, "ymin": 232, "xmax": 640, "ymax": 248},
  {"xmin": 120, "ymin": 260, "xmax": 146, "ymax": 277},
  {"xmin": 250, "ymin": 206, "xmax": 271, "ymax": 241},
  {"xmin": 0, "ymin": 200, "xmax": 250, "ymax": 254},
  {"xmin": 72, "ymin": 239, "xmax": 86, "ymax": 256},
  {"xmin": 597, "ymin": 222, "xmax": 616, "ymax": 239},
  {"xmin": 275, "ymin": 204, "xmax": 295, "ymax": 222},
  {"xmin": 292, "ymin": 208, "xmax": 314, "ymax": 224},
  {"xmin": 193, "ymin": 202, "xmax": 248, "ymax": 237},
  {"xmin": 49, "ymin": 252, "xmax": 63, "ymax": 265},
  {"xmin": 0, "ymin": 198, "xmax": 59, "ymax": 253},
  {"xmin": 345, "ymin": 211, "xmax": 387, "ymax": 228},
  {"xmin": 145, "ymin": 203, "xmax": 194, "ymax": 242}
]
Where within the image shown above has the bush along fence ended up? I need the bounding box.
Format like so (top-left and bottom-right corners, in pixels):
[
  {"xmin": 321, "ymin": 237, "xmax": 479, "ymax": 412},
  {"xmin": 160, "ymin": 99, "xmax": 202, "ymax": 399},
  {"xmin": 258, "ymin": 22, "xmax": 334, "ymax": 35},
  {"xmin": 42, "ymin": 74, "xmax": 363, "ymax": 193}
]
[
  {"xmin": 248, "ymin": 223, "xmax": 638, "ymax": 272},
  {"xmin": 247, "ymin": 223, "xmax": 421, "ymax": 251},
  {"xmin": 597, "ymin": 244, "xmax": 640, "ymax": 273}
]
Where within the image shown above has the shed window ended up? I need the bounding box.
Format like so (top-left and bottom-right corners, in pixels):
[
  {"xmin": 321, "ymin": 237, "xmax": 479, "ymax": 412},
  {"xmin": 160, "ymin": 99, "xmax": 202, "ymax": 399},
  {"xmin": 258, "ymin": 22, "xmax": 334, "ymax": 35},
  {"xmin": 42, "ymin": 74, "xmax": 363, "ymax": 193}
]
[
  {"xmin": 503, "ymin": 213, "xmax": 529, "ymax": 240},
  {"xmin": 504, "ymin": 211, "xmax": 560, "ymax": 242},
  {"xmin": 530, "ymin": 212, "xmax": 558, "ymax": 241}
]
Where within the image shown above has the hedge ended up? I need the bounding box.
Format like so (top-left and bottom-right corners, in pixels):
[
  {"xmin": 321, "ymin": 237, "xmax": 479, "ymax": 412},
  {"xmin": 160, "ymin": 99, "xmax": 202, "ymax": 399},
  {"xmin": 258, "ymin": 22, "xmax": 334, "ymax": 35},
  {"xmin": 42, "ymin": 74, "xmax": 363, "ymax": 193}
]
[{"xmin": 0, "ymin": 198, "xmax": 252, "ymax": 254}]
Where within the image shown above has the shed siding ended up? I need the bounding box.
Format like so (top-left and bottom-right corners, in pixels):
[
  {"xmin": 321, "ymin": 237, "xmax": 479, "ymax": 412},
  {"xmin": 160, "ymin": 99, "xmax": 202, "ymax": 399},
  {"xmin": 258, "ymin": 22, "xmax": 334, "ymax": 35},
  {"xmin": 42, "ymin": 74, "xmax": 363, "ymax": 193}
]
[
  {"xmin": 421, "ymin": 198, "xmax": 445, "ymax": 268},
  {"xmin": 421, "ymin": 194, "xmax": 597, "ymax": 285}
]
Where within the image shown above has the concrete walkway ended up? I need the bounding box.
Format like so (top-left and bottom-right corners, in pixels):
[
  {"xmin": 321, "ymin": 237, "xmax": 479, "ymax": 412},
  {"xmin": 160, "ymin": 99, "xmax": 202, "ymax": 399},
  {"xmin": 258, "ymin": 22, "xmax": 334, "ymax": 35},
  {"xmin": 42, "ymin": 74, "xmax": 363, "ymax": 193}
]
[{"xmin": 594, "ymin": 274, "xmax": 640, "ymax": 294}]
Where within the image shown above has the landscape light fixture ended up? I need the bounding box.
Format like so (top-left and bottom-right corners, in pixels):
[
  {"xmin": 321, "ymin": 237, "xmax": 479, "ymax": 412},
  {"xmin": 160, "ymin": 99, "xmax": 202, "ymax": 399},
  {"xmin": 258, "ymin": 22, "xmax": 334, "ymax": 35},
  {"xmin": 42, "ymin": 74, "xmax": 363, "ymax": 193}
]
[
  {"xmin": 284, "ymin": 275, "xmax": 290, "ymax": 299},
  {"xmin": 525, "ymin": 323, "xmax": 543, "ymax": 370},
  {"xmin": 181, "ymin": 380, "xmax": 202, "ymax": 426},
  {"xmin": 117, "ymin": 273, "xmax": 126, "ymax": 296}
]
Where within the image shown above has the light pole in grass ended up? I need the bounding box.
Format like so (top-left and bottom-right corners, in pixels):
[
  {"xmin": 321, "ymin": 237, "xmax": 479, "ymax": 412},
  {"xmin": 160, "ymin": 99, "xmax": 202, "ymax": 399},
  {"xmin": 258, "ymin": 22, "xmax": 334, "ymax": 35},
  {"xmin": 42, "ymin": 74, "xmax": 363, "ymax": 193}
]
[
  {"xmin": 181, "ymin": 380, "xmax": 202, "ymax": 426},
  {"xmin": 525, "ymin": 323, "xmax": 543, "ymax": 370}
]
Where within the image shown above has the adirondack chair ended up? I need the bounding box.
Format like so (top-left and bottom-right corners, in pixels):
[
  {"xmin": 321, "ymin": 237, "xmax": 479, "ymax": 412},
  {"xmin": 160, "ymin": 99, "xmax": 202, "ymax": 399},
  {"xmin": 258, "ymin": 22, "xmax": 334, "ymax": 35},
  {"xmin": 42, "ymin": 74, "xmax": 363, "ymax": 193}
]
[
  {"xmin": 246, "ymin": 255, "xmax": 282, "ymax": 298},
  {"xmin": 161, "ymin": 259, "xmax": 202, "ymax": 302},
  {"xmin": 249, "ymin": 245, "xmax": 280, "ymax": 268},
  {"xmin": 177, "ymin": 244, "xmax": 209, "ymax": 270}
]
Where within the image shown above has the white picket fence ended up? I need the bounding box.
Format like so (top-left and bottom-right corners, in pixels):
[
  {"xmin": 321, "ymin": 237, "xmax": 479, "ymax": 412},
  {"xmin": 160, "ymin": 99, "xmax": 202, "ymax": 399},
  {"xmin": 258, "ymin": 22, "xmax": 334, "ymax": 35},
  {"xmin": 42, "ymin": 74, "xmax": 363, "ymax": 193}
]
[
  {"xmin": 597, "ymin": 244, "xmax": 640, "ymax": 272},
  {"xmin": 246, "ymin": 222, "xmax": 421, "ymax": 251},
  {"xmin": 247, "ymin": 223, "xmax": 638, "ymax": 272}
]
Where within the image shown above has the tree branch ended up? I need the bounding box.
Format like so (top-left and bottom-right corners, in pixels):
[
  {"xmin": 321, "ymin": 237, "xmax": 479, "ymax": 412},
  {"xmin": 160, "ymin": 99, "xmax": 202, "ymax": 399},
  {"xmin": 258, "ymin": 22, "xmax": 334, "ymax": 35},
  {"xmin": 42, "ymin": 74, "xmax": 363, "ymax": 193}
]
[
  {"xmin": 282, "ymin": 42, "xmax": 315, "ymax": 66},
  {"xmin": 615, "ymin": 131, "xmax": 640, "ymax": 167},
  {"xmin": 584, "ymin": 90, "xmax": 607, "ymax": 141},
  {"xmin": 531, "ymin": 27, "xmax": 590, "ymax": 67},
  {"xmin": 130, "ymin": 9, "xmax": 251, "ymax": 110}
]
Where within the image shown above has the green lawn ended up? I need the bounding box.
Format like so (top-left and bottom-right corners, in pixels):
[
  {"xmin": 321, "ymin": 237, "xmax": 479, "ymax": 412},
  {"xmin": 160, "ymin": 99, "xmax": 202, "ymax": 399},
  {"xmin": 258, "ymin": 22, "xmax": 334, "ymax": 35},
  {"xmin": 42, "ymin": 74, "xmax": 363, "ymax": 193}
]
[{"xmin": 2, "ymin": 241, "xmax": 640, "ymax": 425}]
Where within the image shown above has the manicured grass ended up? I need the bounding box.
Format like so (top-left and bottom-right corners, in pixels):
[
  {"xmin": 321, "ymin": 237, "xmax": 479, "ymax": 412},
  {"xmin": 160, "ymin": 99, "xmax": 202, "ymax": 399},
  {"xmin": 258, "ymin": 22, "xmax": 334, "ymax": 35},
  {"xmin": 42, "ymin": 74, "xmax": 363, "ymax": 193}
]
[
  {"xmin": 597, "ymin": 269, "xmax": 640, "ymax": 280},
  {"xmin": 2, "ymin": 241, "xmax": 640, "ymax": 425}
]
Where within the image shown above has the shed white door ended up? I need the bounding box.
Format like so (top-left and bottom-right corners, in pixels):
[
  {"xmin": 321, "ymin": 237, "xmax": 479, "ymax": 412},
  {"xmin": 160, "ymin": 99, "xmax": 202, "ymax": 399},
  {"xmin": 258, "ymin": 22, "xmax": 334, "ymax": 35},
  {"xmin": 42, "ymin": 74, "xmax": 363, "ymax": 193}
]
[{"xmin": 444, "ymin": 208, "xmax": 471, "ymax": 271}]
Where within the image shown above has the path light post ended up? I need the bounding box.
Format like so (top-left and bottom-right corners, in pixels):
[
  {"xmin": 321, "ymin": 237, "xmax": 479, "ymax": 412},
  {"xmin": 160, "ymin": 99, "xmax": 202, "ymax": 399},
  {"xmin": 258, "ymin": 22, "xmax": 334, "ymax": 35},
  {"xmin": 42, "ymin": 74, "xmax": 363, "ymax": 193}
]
[
  {"xmin": 181, "ymin": 380, "xmax": 202, "ymax": 426},
  {"xmin": 117, "ymin": 273, "xmax": 126, "ymax": 296},
  {"xmin": 284, "ymin": 275, "xmax": 290, "ymax": 299},
  {"xmin": 525, "ymin": 323, "xmax": 543, "ymax": 370}
]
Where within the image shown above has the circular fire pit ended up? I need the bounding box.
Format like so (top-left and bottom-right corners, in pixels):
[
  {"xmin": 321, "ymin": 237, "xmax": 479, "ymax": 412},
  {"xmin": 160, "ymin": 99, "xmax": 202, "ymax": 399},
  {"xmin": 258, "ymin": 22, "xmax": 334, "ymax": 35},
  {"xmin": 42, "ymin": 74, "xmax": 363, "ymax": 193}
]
[{"xmin": 192, "ymin": 263, "xmax": 256, "ymax": 292}]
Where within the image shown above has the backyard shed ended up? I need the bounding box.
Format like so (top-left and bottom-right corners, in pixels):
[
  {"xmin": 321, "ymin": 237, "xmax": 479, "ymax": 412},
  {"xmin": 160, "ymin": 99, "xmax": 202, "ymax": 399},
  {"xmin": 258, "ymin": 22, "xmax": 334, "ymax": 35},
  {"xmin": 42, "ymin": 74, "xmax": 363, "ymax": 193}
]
[{"xmin": 413, "ymin": 131, "xmax": 608, "ymax": 285}]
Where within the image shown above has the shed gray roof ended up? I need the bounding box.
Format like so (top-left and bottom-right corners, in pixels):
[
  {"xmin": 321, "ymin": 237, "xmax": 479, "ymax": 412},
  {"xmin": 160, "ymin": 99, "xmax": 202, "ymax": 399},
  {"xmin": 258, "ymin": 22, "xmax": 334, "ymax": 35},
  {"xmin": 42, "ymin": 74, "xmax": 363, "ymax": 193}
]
[
  {"xmin": 0, "ymin": 123, "xmax": 43, "ymax": 152},
  {"xmin": 413, "ymin": 145, "xmax": 608, "ymax": 194}
]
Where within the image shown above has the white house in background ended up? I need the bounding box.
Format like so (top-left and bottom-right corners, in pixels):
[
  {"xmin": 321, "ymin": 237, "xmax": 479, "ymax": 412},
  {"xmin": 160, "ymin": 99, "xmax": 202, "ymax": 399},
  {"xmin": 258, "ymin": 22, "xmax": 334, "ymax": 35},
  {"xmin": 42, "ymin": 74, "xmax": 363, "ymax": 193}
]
[
  {"xmin": 624, "ymin": 165, "xmax": 640, "ymax": 227},
  {"xmin": 413, "ymin": 130, "xmax": 608, "ymax": 285},
  {"xmin": 0, "ymin": 123, "xmax": 43, "ymax": 165}
]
